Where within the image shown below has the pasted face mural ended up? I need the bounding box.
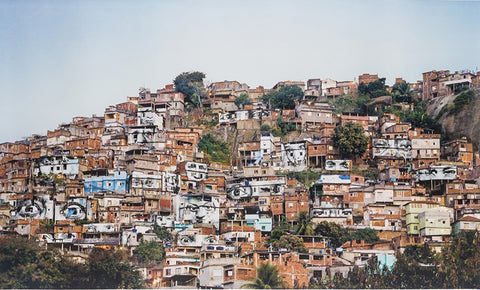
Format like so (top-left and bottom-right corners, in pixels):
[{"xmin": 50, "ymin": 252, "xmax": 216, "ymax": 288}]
[
  {"xmin": 56, "ymin": 199, "xmax": 91, "ymax": 221},
  {"xmin": 219, "ymin": 110, "xmax": 271, "ymax": 123},
  {"xmin": 248, "ymin": 110, "xmax": 271, "ymax": 119},
  {"xmin": 132, "ymin": 174, "xmax": 161, "ymax": 189},
  {"xmin": 162, "ymin": 172, "xmax": 179, "ymax": 193},
  {"xmin": 415, "ymin": 165, "xmax": 457, "ymax": 181},
  {"xmin": 325, "ymin": 160, "xmax": 351, "ymax": 171},
  {"xmin": 178, "ymin": 195, "xmax": 219, "ymax": 227},
  {"xmin": 128, "ymin": 128, "xmax": 155, "ymax": 144},
  {"xmin": 282, "ymin": 143, "xmax": 307, "ymax": 169},
  {"xmin": 37, "ymin": 233, "xmax": 77, "ymax": 243},
  {"xmin": 372, "ymin": 139, "xmax": 412, "ymax": 159},
  {"xmin": 186, "ymin": 162, "xmax": 208, "ymax": 182},
  {"xmin": 311, "ymin": 208, "xmax": 353, "ymax": 218},
  {"xmin": 176, "ymin": 234, "xmax": 219, "ymax": 247},
  {"xmin": 10, "ymin": 196, "xmax": 53, "ymax": 220},
  {"xmin": 226, "ymin": 183, "xmax": 253, "ymax": 200},
  {"xmin": 137, "ymin": 111, "xmax": 164, "ymax": 128},
  {"xmin": 219, "ymin": 112, "xmax": 236, "ymax": 123},
  {"xmin": 84, "ymin": 223, "xmax": 116, "ymax": 233},
  {"xmin": 157, "ymin": 215, "xmax": 175, "ymax": 228}
]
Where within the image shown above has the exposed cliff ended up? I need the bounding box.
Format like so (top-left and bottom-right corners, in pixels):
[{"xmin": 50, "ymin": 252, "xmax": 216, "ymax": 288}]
[{"xmin": 428, "ymin": 89, "xmax": 480, "ymax": 149}]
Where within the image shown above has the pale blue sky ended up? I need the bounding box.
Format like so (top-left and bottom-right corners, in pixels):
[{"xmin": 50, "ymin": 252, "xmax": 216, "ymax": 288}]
[{"xmin": 1, "ymin": 0, "xmax": 479, "ymax": 142}]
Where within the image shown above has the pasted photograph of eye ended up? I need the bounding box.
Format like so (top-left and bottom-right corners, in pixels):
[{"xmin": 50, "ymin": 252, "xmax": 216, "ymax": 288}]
[
  {"xmin": 203, "ymin": 235, "xmax": 217, "ymax": 244},
  {"xmin": 183, "ymin": 203, "xmax": 199, "ymax": 212},
  {"xmin": 12, "ymin": 199, "xmax": 47, "ymax": 219},
  {"xmin": 442, "ymin": 167, "xmax": 456, "ymax": 175},
  {"xmin": 178, "ymin": 235, "xmax": 195, "ymax": 246},
  {"xmin": 340, "ymin": 161, "xmax": 349, "ymax": 169},
  {"xmin": 374, "ymin": 139, "xmax": 388, "ymax": 148},
  {"xmin": 59, "ymin": 202, "xmax": 87, "ymax": 220}
]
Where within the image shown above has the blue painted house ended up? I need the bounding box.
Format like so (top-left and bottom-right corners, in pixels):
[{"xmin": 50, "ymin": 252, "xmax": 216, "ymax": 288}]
[{"xmin": 84, "ymin": 171, "xmax": 129, "ymax": 193}]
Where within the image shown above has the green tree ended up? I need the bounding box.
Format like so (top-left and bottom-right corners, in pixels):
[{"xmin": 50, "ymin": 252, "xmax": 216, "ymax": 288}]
[
  {"xmin": 243, "ymin": 262, "xmax": 286, "ymax": 289},
  {"xmin": 449, "ymin": 89, "xmax": 477, "ymax": 115},
  {"xmin": 263, "ymin": 85, "xmax": 304, "ymax": 110},
  {"xmin": 332, "ymin": 122, "xmax": 368, "ymax": 159},
  {"xmin": 402, "ymin": 244, "xmax": 435, "ymax": 264},
  {"xmin": 198, "ymin": 133, "xmax": 230, "ymax": 164},
  {"xmin": 260, "ymin": 124, "xmax": 271, "ymax": 132},
  {"xmin": 350, "ymin": 228, "xmax": 379, "ymax": 243},
  {"xmin": 87, "ymin": 248, "xmax": 144, "ymax": 289},
  {"xmin": 173, "ymin": 71, "xmax": 206, "ymax": 108},
  {"xmin": 267, "ymin": 228, "xmax": 287, "ymax": 245},
  {"xmin": 275, "ymin": 116, "xmax": 296, "ymax": 136},
  {"xmin": 134, "ymin": 239, "xmax": 165, "ymax": 264},
  {"xmin": 152, "ymin": 224, "xmax": 173, "ymax": 241},
  {"xmin": 235, "ymin": 93, "xmax": 253, "ymax": 109},
  {"xmin": 359, "ymin": 78, "xmax": 390, "ymax": 99},
  {"xmin": 437, "ymin": 231, "xmax": 480, "ymax": 288},
  {"xmin": 392, "ymin": 81, "xmax": 412, "ymax": 103},
  {"xmin": 0, "ymin": 235, "xmax": 88, "ymax": 289},
  {"xmin": 296, "ymin": 211, "xmax": 314, "ymax": 236},
  {"xmin": 390, "ymin": 249, "xmax": 439, "ymax": 288},
  {"xmin": 314, "ymin": 221, "xmax": 349, "ymax": 248},
  {"xmin": 271, "ymin": 235, "xmax": 307, "ymax": 253}
]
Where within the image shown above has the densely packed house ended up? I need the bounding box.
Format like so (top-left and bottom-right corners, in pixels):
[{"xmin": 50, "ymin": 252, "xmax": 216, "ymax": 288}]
[{"xmin": 1, "ymin": 71, "xmax": 480, "ymax": 288}]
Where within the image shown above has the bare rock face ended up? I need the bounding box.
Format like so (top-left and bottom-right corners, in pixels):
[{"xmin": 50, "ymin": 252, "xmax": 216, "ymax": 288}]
[{"xmin": 430, "ymin": 89, "xmax": 480, "ymax": 149}]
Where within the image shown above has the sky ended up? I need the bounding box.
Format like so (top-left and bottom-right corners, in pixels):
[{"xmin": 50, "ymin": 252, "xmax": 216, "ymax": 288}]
[{"xmin": 1, "ymin": 0, "xmax": 479, "ymax": 142}]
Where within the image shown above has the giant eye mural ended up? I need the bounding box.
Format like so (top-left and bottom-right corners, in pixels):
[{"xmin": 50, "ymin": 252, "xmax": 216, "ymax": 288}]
[
  {"xmin": 177, "ymin": 235, "xmax": 196, "ymax": 246},
  {"xmin": 415, "ymin": 165, "xmax": 457, "ymax": 181},
  {"xmin": 325, "ymin": 160, "xmax": 351, "ymax": 171},
  {"xmin": 58, "ymin": 202, "xmax": 87, "ymax": 220},
  {"xmin": 372, "ymin": 138, "xmax": 412, "ymax": 159},
  {"xmin": 226, "ymin": 183, "xmax": 253, "ymax": 200},
  {"xmin": 10, "ymin": 196, "xmax": 53, "ymax": 220}
]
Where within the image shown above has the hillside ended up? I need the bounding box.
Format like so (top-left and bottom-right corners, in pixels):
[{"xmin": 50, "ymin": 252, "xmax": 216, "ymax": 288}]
[{"xmin": 428, "ymin": 89, "xmax": 480, "ymax": 148}]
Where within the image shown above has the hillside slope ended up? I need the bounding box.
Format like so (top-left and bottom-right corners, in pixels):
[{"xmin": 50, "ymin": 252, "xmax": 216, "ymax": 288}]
[{"xmin": 428, "ymin": 89, "xmax": 480, "ymax": 148}]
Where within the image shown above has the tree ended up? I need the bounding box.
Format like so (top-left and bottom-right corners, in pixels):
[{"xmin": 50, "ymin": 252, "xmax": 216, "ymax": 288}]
[
  {"xmin": 198, "ymin": 133, "xmax": 230, "ymax": 164},
  {"xmin": 260, "ymin": 124, "xmax": 271, "ymax": 132},
  {"xmin": 173, "ymin": 71, "xmax": 206, "ymax": 109},
  {"xmin": 235, "ymin": 93, "xmax": 252, "ymax": 109},
  {"xmin": 390, "ymin": 249, "xmax": 439, "ymax": 289},
  {"xmin": 267, "ymin": 228, "xmax": 287, "ymax": 246},
  {"xmin": 0, "ymin": 235, "xmax": 87, "ymax": 289},
  {"xmin": 359, "ymin": 78, "xmax": 390, "ymax": 99},
  {"xmin": 437, "ymin": 231, "xmax": 480, "ymax": 288},
  {"xmin": 331, "ymin": 122, "xmax": 368, "ymax": 159},
  {"xmin": 87, "ymin": 248, "xmax": 144, "ymax": 289},
  {"xmin": 392, "ymin": 81, "xmax": 412, "ymax": 103},
  {"xmin": 152, "ymin": 224, "xmax": 173, "ymax": 242},
  {"xmin": 134, "ymin": 239, "xmax": 165, "ymax": 264},
  {"xmin": 314, "ymin": 221, "xmax": 349, "ymax": 248},
  {"xmin": 402, "ymin": 244, "xmax": 435, "ymax": 264},
  {"xmin": 275, "ymin": 116, "xmax": 296, "ymax": 136},
  {"xmin": 243, "ymin": 262, "xmax": 286, "ymax": 289},
  {"xmin": 350, "ymin": 228, "xmax": 379, "ymax": 243},
  {"xmin": 295, "ymin": 211, "xmax": 314, "ymax": 236},
  {"xmin": 0, "ymin": 235, "xmax": 144, "ymax": 289},
  {"xmin": 271, "ymin": 235, "xmax": 308, "ymax": 253},
  {"xmin": 263, "ymin": 85, "xmax": 304, "ymax": 110}
]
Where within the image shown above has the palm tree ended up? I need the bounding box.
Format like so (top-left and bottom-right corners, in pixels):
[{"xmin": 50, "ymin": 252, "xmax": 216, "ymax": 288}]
[
  {"xmin": 243, "ymin": 262, "xmax": 286, "ymax": 289},
  {"xmin": 296, "ymin": 211, "xmax": 314, "ymax": 236}
]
